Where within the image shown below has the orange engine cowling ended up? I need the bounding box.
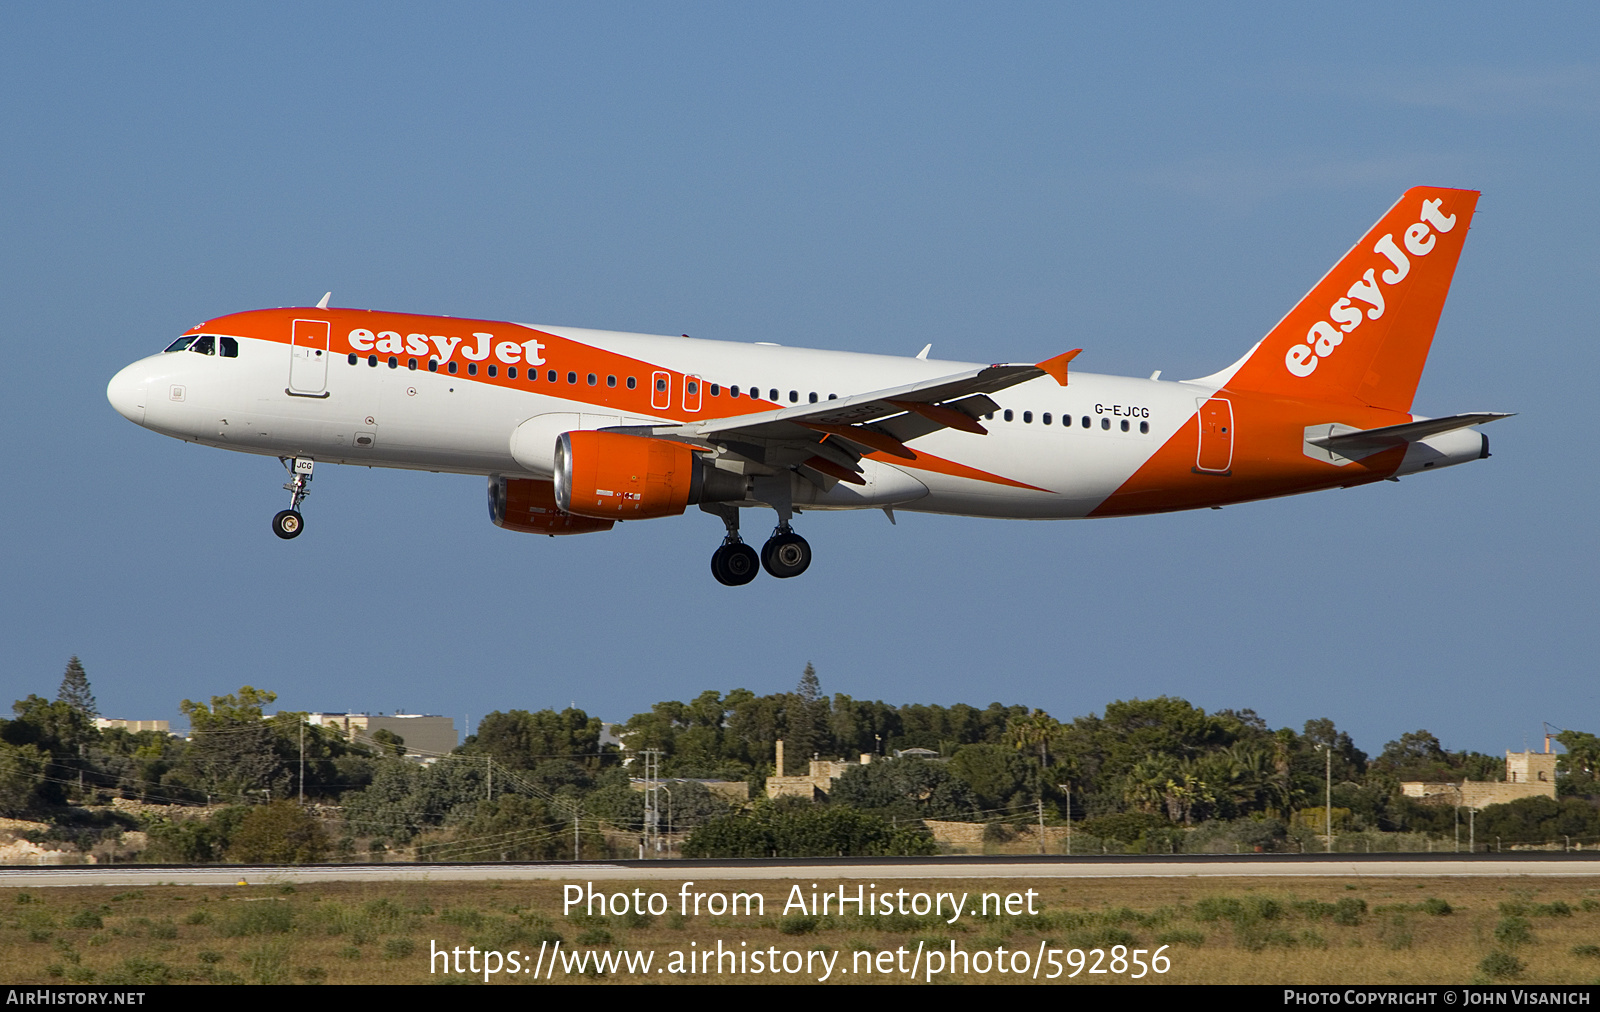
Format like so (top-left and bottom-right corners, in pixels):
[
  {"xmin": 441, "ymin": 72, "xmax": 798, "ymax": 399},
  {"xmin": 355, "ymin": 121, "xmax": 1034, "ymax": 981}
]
[
  {"xmin": 554, "ymin": 430, "xmax": 745, "ymax": 520},
  {"xmin": 487, "ymin": 476, "xmax": 615, "ymax": 536}
]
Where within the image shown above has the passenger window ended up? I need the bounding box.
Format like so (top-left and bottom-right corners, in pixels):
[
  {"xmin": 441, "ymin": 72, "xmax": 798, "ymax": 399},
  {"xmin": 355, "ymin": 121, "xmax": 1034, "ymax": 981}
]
[
  {"xmin": 710, "ymin": 384, "xmax": 720, "ymax": 396},
  {"xmin": 568, "ymin": 372, "xmax": 578, "ymax": 384},
  {"xmin": 487, "ymin": 364, "xmax": 496, "ymax": 377},
  {"xmin": 1101, "ymin": 417, "xmax": 1110, "ymax": 430},
  {"xmin": 789, "ymin": 390, "xmax": 798, "ymax": 403},
  {"xmin": 164, "ymin": 336, "xmax": 196, "ymax": 353},
  {"xmin": 1081, "ymin": 416, "xmax": 1090, "ymax": 428},
  {"xmin": 506, "ymin": 366, "xmax": 515, "ymax": 378},
  {"xmin": 370, "ymin": 355, "xmax": 379, "ymax": 367},
  {"xmin": 809, "ymin": 392, "xmax": 818, "ymax": 403},
  {"xmin": 1023, "ymin": 411, "xmax": 1032, "ymax": 423},
  {"xmin": 429, "ymin": 359, "xmax": 438, "ymax": 373},
  {"xmin": 220, "ymin": 337, "xmax": 238, "ymax": 358},
  {"xmin": 607, "ymin": 375, "xmax": 616, "ymax": 388},
  {"xmin": 190, "ymin": 335, "xmax": 215, "ymax": 355},
  {"xmin": 448, "ymin": 361, "xmax": 457, "ymax": 374},
  {"xmin": 468, "ymin": 363, "xmax": 478, "ymax": 376},
  {"xmin": 348, "ymin": 353, "xmax": 358, "ymax": 365},
  {"xmin": 1004, "ymin": 409, "xmax": 1013, "ymax": 422},
  {"xmin": 985, "ymin": 412, "xmax": 995, "ymax": 420},
  {"xmin": 626, "ymin": 376, "xmax": 636, "ymax": 389},
  {"xmin": 1139, "ymin": 421, "xmax": 1149, "ymax": 434},
  {"xmin": 730, "ymin": 385, "xmax": 740, "ymax": 397},
  {"xmin": 389, "ymin": 356, "xmax": 399, "ymax": 369},
  {"xmin": 549, "ymin": 370, "xmax": 558, "ymax": 383},
  {"xmin": 1042, "ymin": 413, "xmax": 1051, "ymax": 425},
  {"xmin": 828, "ymin": 394, "xmax": 837, "ymax": 400},
  {"xmin": 769, "ymin": 389, "xmax": 779, "ymax": 401},
  {"xmin": 587, "ymin": 373, "xmax": 596, "ymax": 386},
  {"xmin": 1120, "ymin": 419, "xmax": 1129, "ymax": 431},
  {"xmin": 688, "ymin": 380, "xmax": 699, "ymax": 395},
  {"xmin": 655, "ymin": 377, "xmax": 667, "ymax": 392}
]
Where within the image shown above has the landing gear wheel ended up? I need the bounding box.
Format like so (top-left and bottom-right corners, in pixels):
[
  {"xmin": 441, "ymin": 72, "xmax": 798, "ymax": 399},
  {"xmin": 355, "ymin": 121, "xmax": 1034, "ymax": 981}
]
[
  {"xmin": 760, "ymin": 531, "xmax": 811, "ymax": 579},
  {"xmin": 711, "ymin": 543, "xmax": 760, "ymax": 586},
  {"xmin": 272, "ymin": 509, "xmax": 304, "ymax": 540}
]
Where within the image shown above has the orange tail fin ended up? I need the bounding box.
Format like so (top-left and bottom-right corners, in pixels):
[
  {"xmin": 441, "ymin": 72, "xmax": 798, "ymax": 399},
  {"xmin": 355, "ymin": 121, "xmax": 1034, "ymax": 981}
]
[{"xmin": 1223, "ymin": 186, "xmax": 1479, "ymax": 413}]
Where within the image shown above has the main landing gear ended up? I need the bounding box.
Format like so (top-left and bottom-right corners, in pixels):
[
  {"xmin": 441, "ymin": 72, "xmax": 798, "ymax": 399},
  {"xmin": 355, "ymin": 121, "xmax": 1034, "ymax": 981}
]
[
  {"xmin": 704, "ymin": 505, "xmax": 812, "ymax": 585},
  {"xmin": 273, "ymin": 456, "xmax": 314, "ymax": 540}
]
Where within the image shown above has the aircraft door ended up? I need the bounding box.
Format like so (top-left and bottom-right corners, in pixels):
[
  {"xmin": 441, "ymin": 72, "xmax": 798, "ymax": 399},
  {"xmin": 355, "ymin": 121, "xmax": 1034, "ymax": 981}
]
[
  {"xmin": 1195, "ymin": 397, "xmax": 1233, "ymax": 474},
  {"xmin": 289, "ymin": 319, "xmax": 331, "ymax": 395},
  {"xmin": 651, "ymin": 371, "xmax": 671, "ymax": 411},
  {"xmin": 683, "ymin": 374, "xmax": 703, "ymax": 412}
]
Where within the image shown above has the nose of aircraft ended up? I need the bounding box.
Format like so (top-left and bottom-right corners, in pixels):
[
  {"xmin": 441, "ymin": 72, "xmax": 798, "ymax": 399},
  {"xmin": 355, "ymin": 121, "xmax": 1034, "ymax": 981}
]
[{"xmin": 107, "ymin": 362, "xmax": 148, "ymax": 425}]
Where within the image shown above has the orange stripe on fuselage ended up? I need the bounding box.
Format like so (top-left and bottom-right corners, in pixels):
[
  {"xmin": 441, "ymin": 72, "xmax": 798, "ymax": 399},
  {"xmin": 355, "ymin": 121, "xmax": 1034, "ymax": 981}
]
[
  {"xmin": 871, "ymin": 450, "xmax": 1051, "ymax": 492},
  {"xmin": 1089, "ymin": 388, "xmax": 1409, "ymax": 517},
  {"xmin": 188, "ymin": 308, "xmax": 780, "ymax": 424}
]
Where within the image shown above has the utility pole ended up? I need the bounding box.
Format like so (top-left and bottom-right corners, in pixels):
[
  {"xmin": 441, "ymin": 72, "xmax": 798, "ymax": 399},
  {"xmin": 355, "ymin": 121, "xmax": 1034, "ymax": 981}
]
[
  {"xmin": 642, "ymin": 749, "xmax": 663, "ymax": 855},
  {"xmin": 1037, "ymin": 796, "xmax": 1046, "ymax": 855},
  {"xmin": 299, "ymin": 722, "xmax": 306, "ymax": 805},
  {"xmin": 1057, "ymin": 785, "xmax": 1073, "ymax": 855},
  {"xmin": 1453, "ymin": 784, "xmax": 1461, "ymax": 853},
  {"xmin": 1315, "ymin": 743, "xmax": 1333, "ymax": 852}
]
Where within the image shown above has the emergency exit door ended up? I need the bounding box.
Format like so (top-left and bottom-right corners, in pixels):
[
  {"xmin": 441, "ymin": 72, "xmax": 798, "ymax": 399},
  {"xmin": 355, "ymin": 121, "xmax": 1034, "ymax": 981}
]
[
  {"xmin": 289, "ymin": 318, "xmax": 331, "ymax": 395},
  {"xmin": 1195, "ymin": 397, "xmax": 1233, "ymax": 474}
]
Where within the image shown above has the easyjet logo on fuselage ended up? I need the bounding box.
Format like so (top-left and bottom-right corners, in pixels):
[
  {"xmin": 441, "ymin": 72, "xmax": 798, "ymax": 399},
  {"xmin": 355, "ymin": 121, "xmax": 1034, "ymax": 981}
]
[
  {"xmin": 1284, "ymin": 198, "xmax": 1457, "ymax": 378},
  {"xmin": 346, "ymin": 328, "xmax": 547, "ymax": 367}
]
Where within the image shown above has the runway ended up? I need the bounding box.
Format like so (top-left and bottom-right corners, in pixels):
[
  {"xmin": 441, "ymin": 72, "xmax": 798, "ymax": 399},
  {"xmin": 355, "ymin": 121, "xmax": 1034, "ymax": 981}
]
[{"xmin": 4, "ymin": 853, "xmax": 1600, "ymax": 888}]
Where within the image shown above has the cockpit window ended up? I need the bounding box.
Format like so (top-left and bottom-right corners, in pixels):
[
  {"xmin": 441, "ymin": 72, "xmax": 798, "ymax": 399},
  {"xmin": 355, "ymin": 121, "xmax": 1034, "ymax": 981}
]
[
  {"xmin": 189, "ymin": 335, "xmax": 216, "ymax": 355},
  {"xmin": 164, "ymin": 336, "xmax": 196, "ymax": 353},
  {"xmin": 219, "ymin": 337, "xmax": 238, "ymax": 358}
]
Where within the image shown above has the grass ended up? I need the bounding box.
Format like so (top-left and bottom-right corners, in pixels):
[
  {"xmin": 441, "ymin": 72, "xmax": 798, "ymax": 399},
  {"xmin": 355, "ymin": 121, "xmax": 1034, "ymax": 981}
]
[{"xmin": 3, "ymin": 876, "xmax": 1600, "ymax": 984}]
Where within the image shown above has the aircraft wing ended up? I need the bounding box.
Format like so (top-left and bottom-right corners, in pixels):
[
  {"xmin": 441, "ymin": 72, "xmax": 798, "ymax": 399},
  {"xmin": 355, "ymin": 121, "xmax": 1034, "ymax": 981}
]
[
  {"xmin": 606, "ymin": 350, "xmax": 1081, "ymax": 484},
  {"xmin": 1306, "ymin": 412, "xmax": 1514, "ymax": 460}
]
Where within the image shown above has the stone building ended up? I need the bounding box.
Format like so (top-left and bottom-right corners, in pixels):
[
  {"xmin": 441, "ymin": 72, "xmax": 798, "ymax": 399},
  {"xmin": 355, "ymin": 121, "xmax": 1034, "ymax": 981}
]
[
  {"xmin": 1401, "ymin": 746, "xmax": 1558, "ymax": 809},
  {"xmin": 764, "ymin": 739, "xmax": 877, "ymax": 800}
]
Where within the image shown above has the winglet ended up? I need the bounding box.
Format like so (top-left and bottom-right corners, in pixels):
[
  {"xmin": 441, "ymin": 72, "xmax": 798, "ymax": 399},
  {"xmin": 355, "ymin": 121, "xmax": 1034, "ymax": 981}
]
[
  {"xmin": 1036, "ymin": 349, "xmax": 1082, "ymax": 386},
  {"xmin": 316, "ymin": 292, "xmax": 331, "ymax": 310}
]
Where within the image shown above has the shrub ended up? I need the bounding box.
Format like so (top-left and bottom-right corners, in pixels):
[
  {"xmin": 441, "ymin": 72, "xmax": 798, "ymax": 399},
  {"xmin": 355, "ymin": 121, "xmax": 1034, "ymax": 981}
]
[
  {"xmin": 1494, "ymin": 916, "xmax": 1533, "ymax": 947},
  {"xmin": 1478, "ymin": 950, "xmax": 1524, "ymax": 980}
]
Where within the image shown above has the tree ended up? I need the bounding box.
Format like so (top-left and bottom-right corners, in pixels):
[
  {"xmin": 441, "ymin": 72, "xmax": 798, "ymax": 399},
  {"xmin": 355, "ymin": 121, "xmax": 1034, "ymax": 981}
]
[
  {"xmin": 225, "ymin": 801, "xmax": 329, "ymax": 863},
  {"xmin": 1556, "ymin": 730, "xmax": 1600, "ymax": 795},
  {"xmin": 179, "ymin": 687, "xmax": 283, "ymax": 801},
  {"xmin": 784, "ymin": 664, "xmax": 827, "ymax": 772},
  {"xmin": 830, "ymin": 756, "xmax": 980, "ymax": 821},
  {"xmin": 461, "ymin": 708, "xmax": 606, "ymax": 772},
  {"xmin": 56, "ymin": 657, "xmax": 98, "ymax": 720}
]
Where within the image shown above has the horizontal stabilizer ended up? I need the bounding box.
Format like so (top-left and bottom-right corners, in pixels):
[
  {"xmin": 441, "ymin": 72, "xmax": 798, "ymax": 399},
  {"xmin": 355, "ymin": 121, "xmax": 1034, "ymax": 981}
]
[{"xmin": 1306, "ymin": 412, "xmax": 1513, "ymax": 461}]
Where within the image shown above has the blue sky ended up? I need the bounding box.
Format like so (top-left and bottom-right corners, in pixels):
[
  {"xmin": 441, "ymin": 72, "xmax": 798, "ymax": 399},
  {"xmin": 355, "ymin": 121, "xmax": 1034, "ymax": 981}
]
[{"xmin": 3, "ymin": 4, "xmax": 1596, "ymax": 759}]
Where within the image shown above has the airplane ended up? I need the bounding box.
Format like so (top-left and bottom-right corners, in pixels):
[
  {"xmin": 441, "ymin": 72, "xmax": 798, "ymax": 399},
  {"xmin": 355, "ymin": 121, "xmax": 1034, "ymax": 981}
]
[{"xmin": 107, "ymin": 186, "xmax": 1508, "ymax": 586}]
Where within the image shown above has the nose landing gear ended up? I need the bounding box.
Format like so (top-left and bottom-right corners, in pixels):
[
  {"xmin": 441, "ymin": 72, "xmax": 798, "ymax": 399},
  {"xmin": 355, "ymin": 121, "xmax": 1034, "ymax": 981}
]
[{"xmin": 273, "ymin": 456, "xmax": 314, "ymax": 540}]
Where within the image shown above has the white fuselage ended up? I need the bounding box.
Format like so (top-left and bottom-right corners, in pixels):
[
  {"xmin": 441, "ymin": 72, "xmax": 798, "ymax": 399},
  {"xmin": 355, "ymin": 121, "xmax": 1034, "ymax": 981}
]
[{"xmin": 110, "ymin": 325, "xmax": 1221, "ymax": 520}]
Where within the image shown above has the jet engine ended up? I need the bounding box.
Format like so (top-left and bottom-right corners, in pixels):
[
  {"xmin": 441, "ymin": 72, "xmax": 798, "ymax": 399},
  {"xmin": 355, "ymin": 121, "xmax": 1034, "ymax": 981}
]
[
  {"xmin": 554, "ymin": 431, "xmax": 746, "ymax": 519},
  {"xmin": 488, "ymin": 475, "xmax": 615, "ymax": 535}
]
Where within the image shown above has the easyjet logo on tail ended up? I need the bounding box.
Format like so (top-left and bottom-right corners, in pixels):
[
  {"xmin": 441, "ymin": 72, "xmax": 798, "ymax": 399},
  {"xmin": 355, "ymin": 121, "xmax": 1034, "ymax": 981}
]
[{"xmin": 1284, "ymin": 198, "xmax": 1458, "ymax": 378}]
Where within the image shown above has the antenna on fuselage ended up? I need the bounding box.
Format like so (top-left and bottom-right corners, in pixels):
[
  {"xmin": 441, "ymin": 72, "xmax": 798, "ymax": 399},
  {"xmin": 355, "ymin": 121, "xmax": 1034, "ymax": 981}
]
[
  {"xmin": 916, "ymin": 344, "xmax": 931, "ymax": 360},
  {"xmin": 316, "ymin": 292, "xmax": 331, "ymax": 310}
]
